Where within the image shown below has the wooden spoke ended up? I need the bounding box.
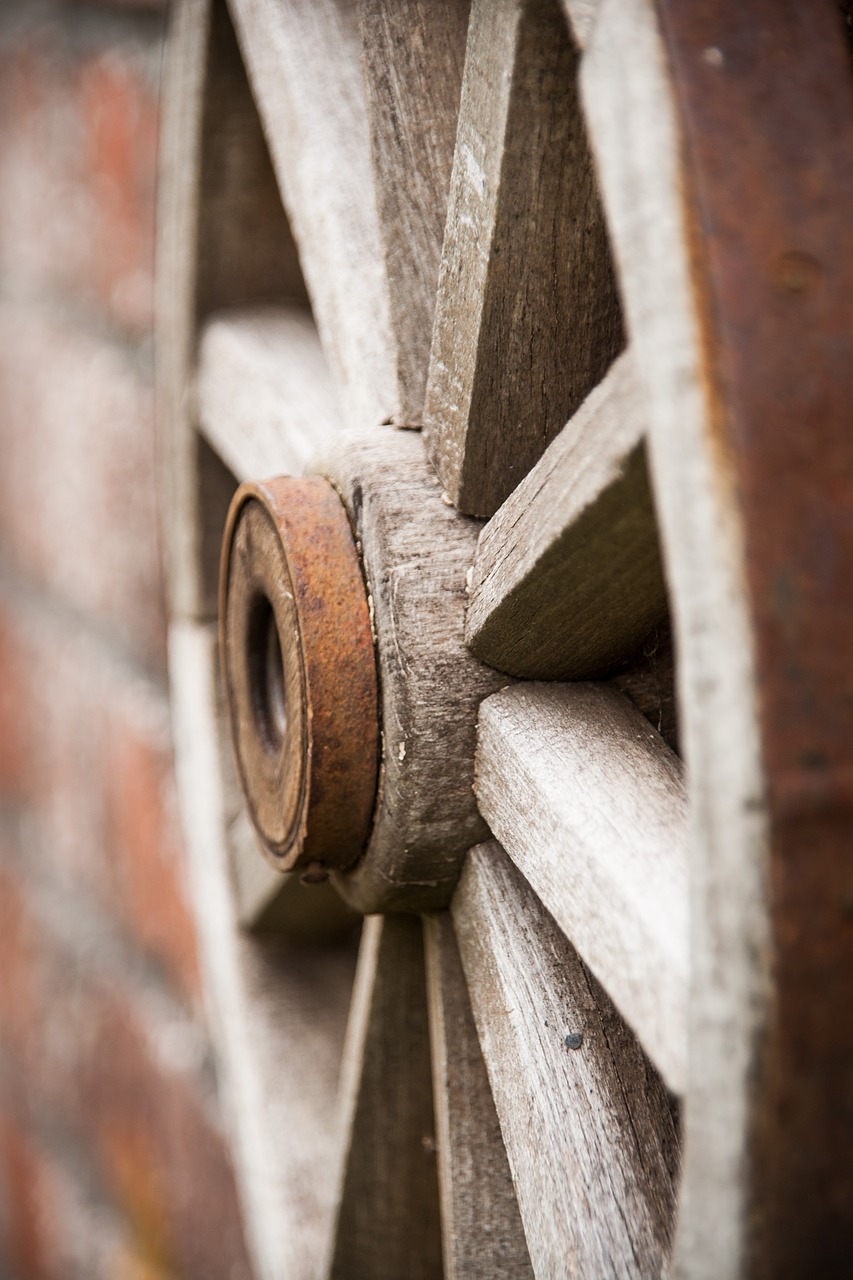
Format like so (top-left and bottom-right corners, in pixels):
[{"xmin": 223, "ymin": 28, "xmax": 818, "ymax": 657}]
[
  {"xmin": 195, "ymin": 306, "xmax": 343, "ymax": 482},
  {"xmin": 194, "ymin": 0, "xmax": 309, "ymax": 320},
  {"xmin": 453, "ymin": 843, "xmax": 680, "ymax": 1279},
  {"xmin": 158, "ymin": 0, "xmax": 308, "ymax": 617},
  {"xmin": 606, "ymin": 620, "xmax": 678, "ymax": 752},
  {"xmin": 360, "ymin": 0, "xmax": 471, "ymax": 424},
  {"xmin": 323, "ymin": 915, "xmax": 442, "ymax": 1280},
  {"xmin": 423, "ymin": 0, "xmax": 622, "ymax": 517},
  {"xmin": 476, "ymin": 682, "xmax": 688, "ymax": 1092},
  {"xmin": 558, "ymin": 0, "xmax": 601, "ymax": 48},
  {"xmin": 169, "ymin": 621, "xmax": 356, "ymax": 1279},
  {"xmin": 226, "ymin": 0, "xmax": 395, "ymax": 429},
  {"xmin": 424, "ymin": 914, "xmax": 534, "ymax": 1280},
  {"xmin": 465, "ymin": 351, "xmax": 668, "ymax": 679},
  {"xmin": 226, "ymin": 807, "xmax": 358, "ymax": 939}
]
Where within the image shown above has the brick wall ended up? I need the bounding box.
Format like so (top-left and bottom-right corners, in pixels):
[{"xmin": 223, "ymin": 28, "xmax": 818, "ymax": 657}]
[{"xmin": 0, "ymin": 2, "xmax": 254, "ymax": 1275}]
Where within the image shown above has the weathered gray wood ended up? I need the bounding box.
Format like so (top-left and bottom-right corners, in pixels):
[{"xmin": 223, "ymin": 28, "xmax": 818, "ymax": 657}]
[
  {"xmin": 193, "ymin": 433, "xmax": 238, "ymax": 621},
  {"xmin": 315, "ymin": 430, "xmax": 507, "ymax": 915},
  {"xmin": 360, "ymin": 0, "xmax": 471, "ymax": 424},
  {"xmin": 158, "ymin": 0, "xmax": 307, "ymax": 620},
  {"xmin": 475, "ymin": 682, "xmax": 688, "ymax": 1092},
  {"xmin": 157, "ymin": 0, "xmax": 209, "ymax": 621},
  {"xmin": 195, "ymin": 306, "xmax": 343, "ymax": 482},
  {"xmin": 582, "ymin": 1, "xmax": 769, "ymax": 1272},
  {"xmin": 607, "ymin": 619, "xmax": 678, "ymax": 752},
  {"xmin": 226, "ymin": 791, "xmax": 358, "ymax": 940},
  {"xmin": 423, "ymin": 0, "xmax": 623, "ymax": 517},
  {"xmin": 424, "ymin": 914, "xmax": 534, "ymax": 1280},
  {"xmin": 195, "ymin": 0, "xmax": 308, "ymax": 319},
  {"xmin": 465, "ymin": 350, "xmax": 668, "ymax": 678},
  {"xmin": 169, "ymin": 620, "xmax": 356, "ymax": 1280},
  {"xmin": 227, "ymin": 0, "xmax": 396, "ymax": 429},
  {"xmin": 559, "ymin": 0, "xmax": 600, "ymax": 48},
  {"xmin": 323, "ymin": 915, "xmax": 442, "ymax": 1280},
  {"xmin": 453, "ymin": 843, "xmax": 680, "ymax": 1279}
]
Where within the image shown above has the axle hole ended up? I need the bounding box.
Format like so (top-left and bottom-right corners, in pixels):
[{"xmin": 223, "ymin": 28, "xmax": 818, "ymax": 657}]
[{"xmin": 247, "ymin": 595, "xmax": 287, "ymax": 753}]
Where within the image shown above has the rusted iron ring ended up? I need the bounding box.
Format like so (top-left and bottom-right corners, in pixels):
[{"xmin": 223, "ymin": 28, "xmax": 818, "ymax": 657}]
[{"xmin": 219, "ymin": 476, "xmax": 379, "ymax": 876}]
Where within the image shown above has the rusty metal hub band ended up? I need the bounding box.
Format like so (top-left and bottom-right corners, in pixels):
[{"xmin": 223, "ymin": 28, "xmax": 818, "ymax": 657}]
[{"xmin": 219, "ymin": 476, "xmax": 379, "ymax": 876}]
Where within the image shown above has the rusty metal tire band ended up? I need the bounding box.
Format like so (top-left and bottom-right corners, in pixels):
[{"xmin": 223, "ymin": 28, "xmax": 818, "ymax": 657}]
[
  {"xmin": 219, "ymin": 476, "xmax": 379, "ymax": 877},
  {"xmin": 657, "ymin": 2, "xmax": 853, "ymax": 1270}
]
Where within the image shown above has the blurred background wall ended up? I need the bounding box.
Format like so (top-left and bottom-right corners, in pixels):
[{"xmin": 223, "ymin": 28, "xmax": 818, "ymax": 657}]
[{"xmin": 0, "ymin": 1, "xmax": 253, "ymax": 1275}]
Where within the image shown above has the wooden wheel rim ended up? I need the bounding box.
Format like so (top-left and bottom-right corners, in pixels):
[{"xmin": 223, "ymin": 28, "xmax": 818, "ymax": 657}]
[{"xmin": 157, "ymin": 1, "xmax": 853, "ymax": 1276}]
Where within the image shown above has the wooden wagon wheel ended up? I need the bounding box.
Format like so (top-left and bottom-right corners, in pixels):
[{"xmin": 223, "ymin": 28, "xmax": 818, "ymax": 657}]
[{"xmin": 157, "ymin": 1, "xmax": 853, "ymax": 1277}]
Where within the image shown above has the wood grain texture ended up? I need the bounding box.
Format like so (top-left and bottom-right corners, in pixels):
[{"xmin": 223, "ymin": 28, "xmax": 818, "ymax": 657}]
[
  {"xmin": 423, "ymin": 0, "xmax": 623, "ymax": 517},
  {"xmin": 195, "ymin": 434, "xmax": 239, "ymax": 621},
  {"xmin": 559, "ymin": 0, "xmax": 600, "ymax": 47},
  {"xmin": 195, "ymin": 0, "xmax": 309, "ymax": 320},
  {"xmin": 360, "ymin": 0, "xmax": 471, "ymax": 424},
  {"xmin": 475, "ymin": 682, "xmax": 688, "ymax": 1092},
  {"xmin": 315, "ymin": 430, "xmax": 507, "ymax": 914},
  {"xmin": 465, "ymin": 350, "xmax": 668, "ymax": 678},
  {"xmin": 157, "ymin": 0, "xmax": 216, "ymax": 622},
  {"xmin": 157, "ymin": 0, "xmax": 309, "ymax": 619},
  {"xmin": 323, "ymin": 915, "xmax": 442, "ymax": 1280},
  {"xmin": 607, "ymin": 619, "xmax": 679, "ymax": 752},
  {"xmin": 424, "ymin": 914, "xmax": 534, "ymax": 1280},
  {"xmin": 195, "ymin": 306, "xmax": 344, "ymax": 482},
  {"xmin": 227, "ymin": 0, "xmax": 396, "ymax": 429},
  {"xmin": 452, "ymin": 843, "xmax": 680, "ymax": 1279},
  {"xmin": 169, "ymin": 621, "xmax": 356, "ymax": 1280},
  {"xmin": 582, "ymin": 1, "xmax": 768, "ymax": 1273}
]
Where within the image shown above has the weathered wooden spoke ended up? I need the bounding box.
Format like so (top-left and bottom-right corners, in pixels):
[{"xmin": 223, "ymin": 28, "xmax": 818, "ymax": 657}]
[
  {"xmin": 453, "ymin": 844, "xmax": 679, "ymax": 1278},
  {"xmin": 465, "ymin": 350, "xmax": 667, "ymax": 680},
  {"xmin": 159, "ymin": 0, "xmax": 853, "ymax": 1276},
  {"xmin": 225, "ymin": 0, "xmax": 395, "ymax": 429},
  {"xmin": 359, "ymin": 0, "xmax": 470, "ymax": 424},
  {"xmin": 195, "ymin": 307, "xmax": 343, "ymax": 482},
  {"xmin": 323, "ymin": 915, "xmax": 442, "ymax": 1280},
  {"xmin": 476, "ymin": 682, "xmax": 688, "ymax": 1092},
  {"xmin": 168, "ymin": 622, "xmax": 356, "ymax": 1277},
  {"xmin": 423, "ymin": 0, "xmax": 622, "ymax": 516},
  {"xmin": 423, "ymin": 913, "xmax": 534, "ymax": 1280}
]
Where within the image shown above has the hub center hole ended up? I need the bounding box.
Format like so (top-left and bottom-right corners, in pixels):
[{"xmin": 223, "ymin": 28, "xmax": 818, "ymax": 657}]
[{"xmin": 248, "ymin": 595, "xmax": 287, "ymax": 753}]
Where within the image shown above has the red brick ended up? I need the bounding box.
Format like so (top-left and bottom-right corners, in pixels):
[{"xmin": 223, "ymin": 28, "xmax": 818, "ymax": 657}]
[
  {"xmin": 0, "ymin": 610, "xmax": 38, "ymax": 804},
  {"xmin": 103, "ymin": 684, "xmax": 202, "ymax": 1006},
  {"xmin": 0, "ymin": 22, "xmax": 161, "ymax": 334},
  {"xmin": 79, "ymin": 995, "xmax": 253, "ymax": 1280},
  {"xmin": 0, "ymin": 846, "xmax": 99, "ymax": 1108},
  {"xmin": 0, "ymin": 304, "xmax": 167, "ymax": 674},
  {"xmin": 0, "ymin": 595, "xmax": 118, "ymax": 888},
  {"xmin": 0, "ymin": 1102, "xmax": 173, "ymax": 1280},
  {"xmin": 0, "ymin": 592, "xmax": 200, "ymax": 1003},
  {"xmin": 0, "ymin": 863, "xmax": 39, "ymax": 1069},
  {"xmin": 0, "ymin": 1108, "xmax": 47, "ymax": 1279},
  {"xmin": 0, "ymin": 849, "xmax": 252, "ymax": 1278},
  {"xmin": 0, "ymin": 6, "xmax": 258, "ymax": 1276}
]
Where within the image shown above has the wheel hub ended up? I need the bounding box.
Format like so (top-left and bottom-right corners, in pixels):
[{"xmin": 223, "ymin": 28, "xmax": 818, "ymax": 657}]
[
  {"xmin": 220, "ymin": 474, "xmax": 379, "ymax": 879},
  {"xmin": 220, "ymin": 430, "xmax": 506, "ymax": 915}
]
